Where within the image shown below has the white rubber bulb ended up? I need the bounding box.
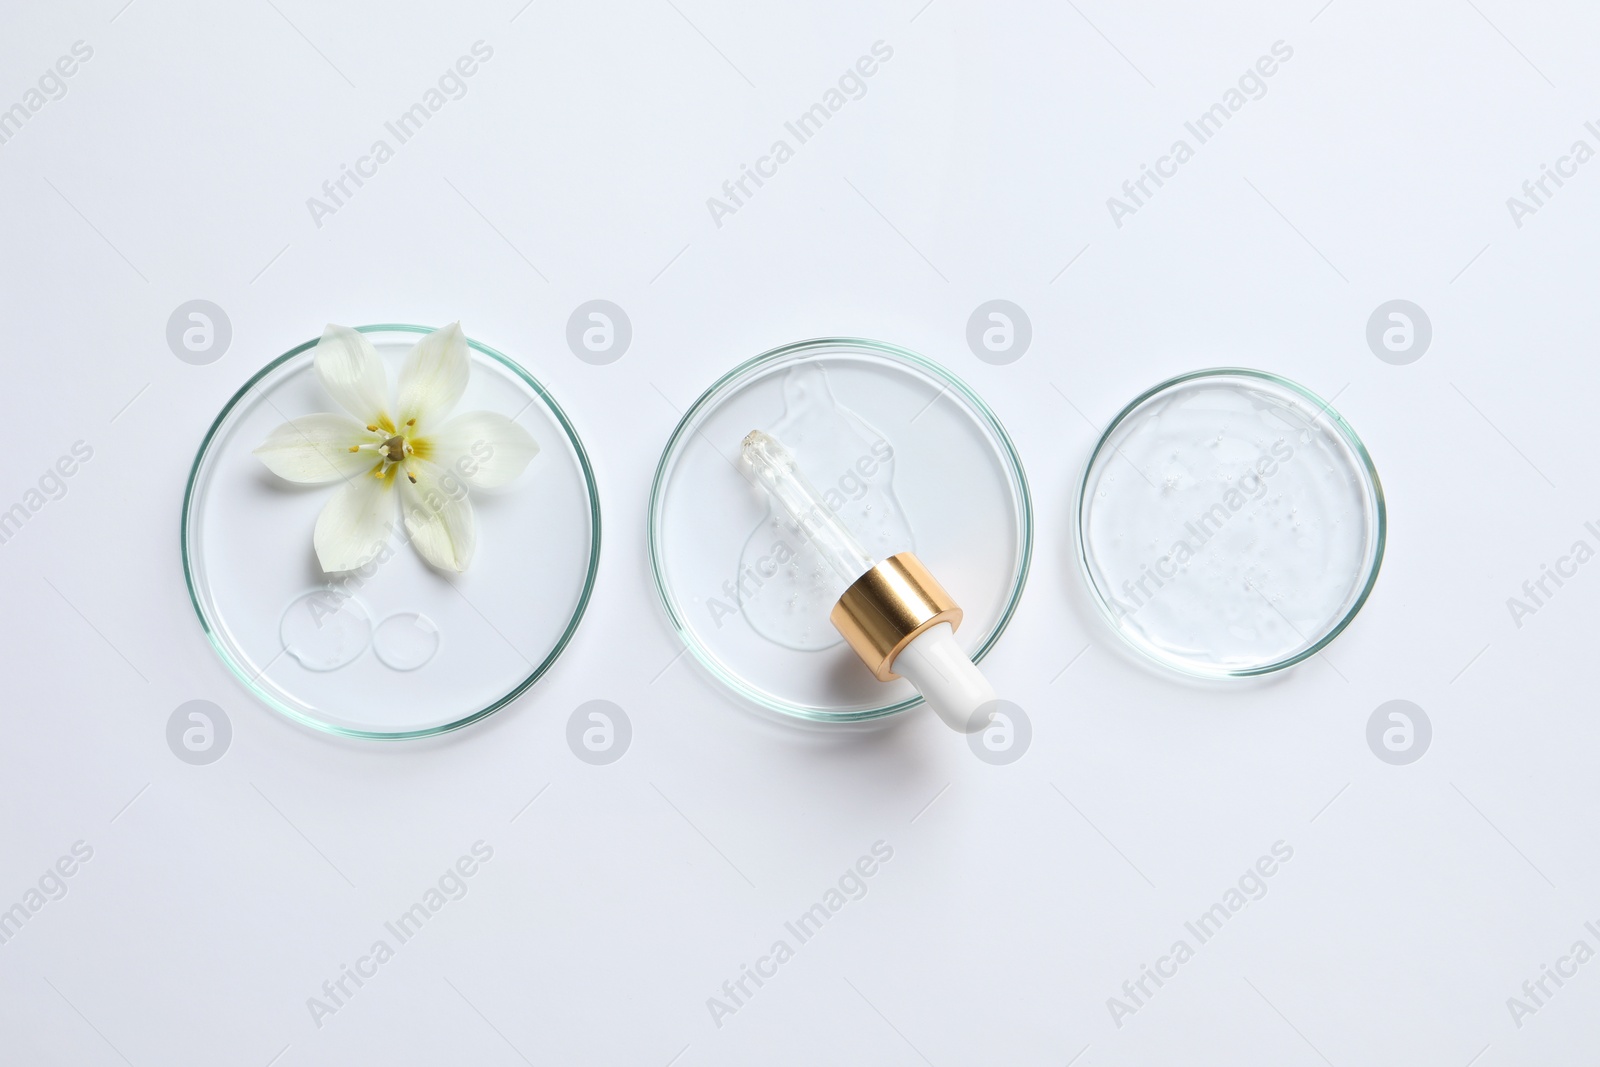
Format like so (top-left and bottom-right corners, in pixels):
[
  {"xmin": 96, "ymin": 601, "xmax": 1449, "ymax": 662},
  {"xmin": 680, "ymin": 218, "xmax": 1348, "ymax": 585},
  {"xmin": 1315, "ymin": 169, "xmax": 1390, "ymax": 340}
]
[{"xmin": 891, "ymin": 622, "xmax": 996, "ymax": 733}]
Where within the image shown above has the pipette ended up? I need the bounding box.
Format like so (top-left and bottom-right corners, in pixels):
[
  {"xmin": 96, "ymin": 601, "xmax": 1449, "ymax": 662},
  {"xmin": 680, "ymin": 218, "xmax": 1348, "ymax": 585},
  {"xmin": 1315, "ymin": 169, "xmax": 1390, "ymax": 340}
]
[{"xmin": 741, "ymin": 430, "xmax": 997, "ymax": 732}]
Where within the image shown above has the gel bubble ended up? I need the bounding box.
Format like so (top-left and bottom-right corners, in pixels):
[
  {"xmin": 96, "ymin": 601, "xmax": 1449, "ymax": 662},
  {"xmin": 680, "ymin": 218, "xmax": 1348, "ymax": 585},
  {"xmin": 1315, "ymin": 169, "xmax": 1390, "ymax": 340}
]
[
  {"xmin": 373, "ymin": 612, "xmax": 441, "ymax": 671},
  {"xmin": 280, "ymin": 590, "xmax": 372, "ymax": 671}
]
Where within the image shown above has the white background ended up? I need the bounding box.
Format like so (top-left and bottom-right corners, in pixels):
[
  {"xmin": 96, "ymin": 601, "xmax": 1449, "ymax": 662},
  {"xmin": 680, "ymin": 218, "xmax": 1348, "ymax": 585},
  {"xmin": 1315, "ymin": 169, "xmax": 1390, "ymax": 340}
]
[{"xmin": 2, "ymin": 1, "xmax": 1597, "ymax": 1064}]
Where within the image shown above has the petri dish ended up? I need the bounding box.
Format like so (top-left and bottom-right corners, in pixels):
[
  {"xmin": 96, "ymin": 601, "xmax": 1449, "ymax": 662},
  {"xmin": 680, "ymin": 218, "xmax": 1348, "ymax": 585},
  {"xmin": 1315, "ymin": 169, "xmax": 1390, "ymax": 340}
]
[
  {"xmin": 649, "ymin": 338, "xmax": 1032, "ymax": 722},
  {"xmin": 1076, "ymin": 369, "xmax": 1384, "ymax": 677},
  {"xmin": 182, "ymin": 325, "xmax": 600, "ymax": 738}
]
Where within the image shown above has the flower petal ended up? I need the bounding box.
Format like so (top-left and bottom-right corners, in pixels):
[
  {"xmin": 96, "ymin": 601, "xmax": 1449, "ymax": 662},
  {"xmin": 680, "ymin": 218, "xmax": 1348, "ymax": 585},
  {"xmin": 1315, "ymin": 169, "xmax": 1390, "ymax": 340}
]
[
  {"xmin": 254, "ymin": 413, "xmax": 377, "ymax": 484},
  {"xmin": 314, "ymin": 324, "xmax": 391, "ymax": 424},
  {"xmin": 424, "ymin": 411, "xmax": 540, "ymax": 489},
  {"xmin": 399, "ymin": 458, "xmax": 476, "ymax": 572},
  {"xmin": 396, "ymin": 322, "xmax": 469, "ymax": 431},
  {"xmin": 313, "ymin": 471, "xmax": 396, "ymax": 573}
]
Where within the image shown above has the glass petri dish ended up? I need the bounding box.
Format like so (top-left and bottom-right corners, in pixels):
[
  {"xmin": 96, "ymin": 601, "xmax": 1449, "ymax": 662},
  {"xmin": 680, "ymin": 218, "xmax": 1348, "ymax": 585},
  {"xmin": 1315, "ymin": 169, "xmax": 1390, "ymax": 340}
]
[
  {"xmin": 649, "ymin": 338, "xmax": 1032, "ymax": 722},
  {"xmin": 182, "ymin": 325, "xmax": 600, "ymax": 738},
  {"xmin": 1076, "ymin": 369, "xmax": 1384, "ymax": 678}
]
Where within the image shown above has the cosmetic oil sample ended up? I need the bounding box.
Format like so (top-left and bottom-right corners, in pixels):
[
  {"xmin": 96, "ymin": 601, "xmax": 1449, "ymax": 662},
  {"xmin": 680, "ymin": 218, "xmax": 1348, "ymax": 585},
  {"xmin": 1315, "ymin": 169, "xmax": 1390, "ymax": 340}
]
[
  {"xmin": 736, "ymin": 364, "xmax": 914, "ymax": 650},
  {"xmin": 648, "ymin": 336, "xmax": 1032, "ymax": 723},
  {"xmin": 742, "ymin": 429, "xmax": 997, "ymax": 731},
  {"xmin": 1077, "ymin": 370, "xmax": 1384, "ymax": 677},
  {"xmin": 280, "ymin": 590, "xmax": 372, "ymax": 671}
]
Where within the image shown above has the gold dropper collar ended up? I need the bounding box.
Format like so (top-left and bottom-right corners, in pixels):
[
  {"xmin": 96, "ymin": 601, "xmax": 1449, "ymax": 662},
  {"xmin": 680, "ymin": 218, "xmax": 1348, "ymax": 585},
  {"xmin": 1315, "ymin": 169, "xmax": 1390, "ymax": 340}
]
[{"xmin": 829, "ymin": 552, "xmax": 962, "ymax": 681}]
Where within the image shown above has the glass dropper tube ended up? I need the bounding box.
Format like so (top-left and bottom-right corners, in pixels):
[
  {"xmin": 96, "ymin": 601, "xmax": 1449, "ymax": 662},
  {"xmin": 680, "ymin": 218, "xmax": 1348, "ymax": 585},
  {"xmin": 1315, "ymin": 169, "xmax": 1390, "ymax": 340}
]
[
  {"xmin": 740, "ymin": 430, "xmax": 875, "ymax": 584},
  {"xmin": 740, "ymin": 428, "xmax": 998, "ymax": 734}
]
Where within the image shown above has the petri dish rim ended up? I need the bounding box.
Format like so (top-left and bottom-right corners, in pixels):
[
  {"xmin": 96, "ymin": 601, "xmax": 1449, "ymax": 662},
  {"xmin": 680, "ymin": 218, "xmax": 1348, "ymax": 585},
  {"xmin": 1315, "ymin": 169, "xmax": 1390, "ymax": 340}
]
[
  {"xmin": 648, "ymin": 336, "xmax": 1034, "ymax": 723},
  {"xmin": 180, "ymin": 323, "xmax": 603, "ymax": 740},
  {"xmin": 1073, "ymin": 367, "xmax": 1387, "ymax": 679}
]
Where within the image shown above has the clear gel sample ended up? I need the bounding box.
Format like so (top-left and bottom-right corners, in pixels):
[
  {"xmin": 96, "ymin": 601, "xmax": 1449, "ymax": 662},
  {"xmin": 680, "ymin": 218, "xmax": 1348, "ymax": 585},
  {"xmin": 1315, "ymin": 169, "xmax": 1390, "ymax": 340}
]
[
  {"xmin": 1078, "ymin": 370, "xmax": 1384, "ymax": 677},
  {"xmin": 280, "ymin": 590, "xmax": 372, "ymax": 671},
  {"xmin": 740, "ymin": 430, "xmax": 876, "ymax": 584},
  {"xmin": 373, "ymin": 611, "xmax": 441, "ymax": 671},
  {"xmin": 650, "ymin": 337, "xmax": 1031, "ymax": 722},
  {"xmin": 735, "ymin": 365, "xmax": 915, "ymax": 650}
]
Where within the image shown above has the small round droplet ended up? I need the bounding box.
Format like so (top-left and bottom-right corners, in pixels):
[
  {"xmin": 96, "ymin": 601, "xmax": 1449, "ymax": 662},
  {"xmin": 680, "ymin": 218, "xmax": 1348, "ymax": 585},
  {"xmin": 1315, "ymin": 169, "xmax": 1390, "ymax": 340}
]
[
  {"xmin": 280, "ymin": 591, "xmax": 371, "ymax": 671},
  {"xmin": 373, "ymin": 612, "xmax": 441, "ymax": 671}
]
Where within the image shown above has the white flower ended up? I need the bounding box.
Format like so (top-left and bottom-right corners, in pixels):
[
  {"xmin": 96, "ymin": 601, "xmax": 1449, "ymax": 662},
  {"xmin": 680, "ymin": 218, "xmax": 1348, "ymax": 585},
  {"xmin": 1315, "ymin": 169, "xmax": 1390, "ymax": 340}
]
[{"xmin": 254, "ymin": 323, "xmax": 538, "ymax": 573}]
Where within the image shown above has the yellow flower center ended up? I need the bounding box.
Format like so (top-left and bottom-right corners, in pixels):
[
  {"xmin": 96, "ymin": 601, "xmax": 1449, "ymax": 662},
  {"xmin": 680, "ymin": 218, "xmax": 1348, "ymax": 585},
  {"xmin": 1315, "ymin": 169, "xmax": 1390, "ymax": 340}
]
[{"xmin": 357, "ymin": 421, "xmax": 431, "ymax": 484}]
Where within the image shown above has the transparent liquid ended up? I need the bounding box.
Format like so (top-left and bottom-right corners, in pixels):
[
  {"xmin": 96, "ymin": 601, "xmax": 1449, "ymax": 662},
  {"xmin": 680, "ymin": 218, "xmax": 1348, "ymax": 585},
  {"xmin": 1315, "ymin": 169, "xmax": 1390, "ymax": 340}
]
[
  {"xmin": 736, "ymin": 365, "xmax": 915, "ymax": 650},
  {"xmin": 1081, "ymin": 376, "xmax": 1377, "ymax": 674}
]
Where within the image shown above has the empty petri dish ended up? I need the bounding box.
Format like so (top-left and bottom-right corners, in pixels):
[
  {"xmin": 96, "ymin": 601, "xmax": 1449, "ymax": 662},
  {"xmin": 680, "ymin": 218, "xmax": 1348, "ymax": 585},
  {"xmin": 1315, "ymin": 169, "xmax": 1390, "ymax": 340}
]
[
  {"xmin": 649, "ymin": 338, "xmax": 1032, "ymax": 722},
  {"xmin": 182, "ymin": 325, "xmax": 600, "ymax": 738},
  {"xmin": 1076, "ymin": 369, "xmax": 1384, "ymax": 677}
]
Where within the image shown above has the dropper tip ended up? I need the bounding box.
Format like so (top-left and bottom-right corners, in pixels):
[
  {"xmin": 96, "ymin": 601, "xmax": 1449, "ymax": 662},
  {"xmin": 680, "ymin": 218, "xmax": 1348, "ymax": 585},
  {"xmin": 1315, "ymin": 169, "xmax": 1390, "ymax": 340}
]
[{"xmin": 741, "ymin": 429, "xmax": 793, "ymax": 470}]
